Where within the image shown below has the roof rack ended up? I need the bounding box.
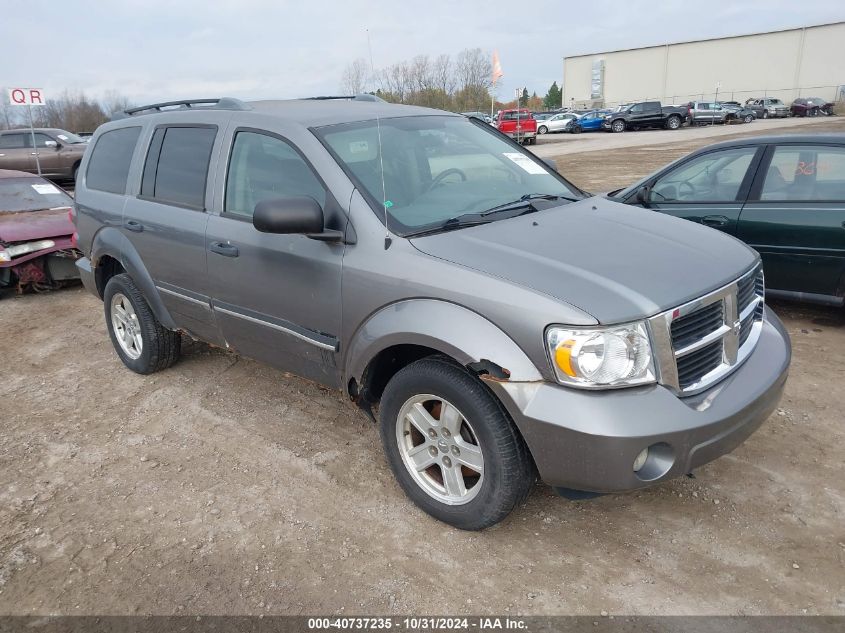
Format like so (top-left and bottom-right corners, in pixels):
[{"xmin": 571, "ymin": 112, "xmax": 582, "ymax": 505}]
[
  {"xmin": 111, "ymin": 97, "xmax": 250, "ymax": 120},
  {"xmin": 304, "ymin": 94, "xmax": 386, "ymax": 103}
]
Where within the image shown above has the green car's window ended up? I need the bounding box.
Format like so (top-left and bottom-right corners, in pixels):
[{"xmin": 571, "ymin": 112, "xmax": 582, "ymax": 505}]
[
  {"xmin": 650, "ymin": 147, "xmax": 756, "ymax": 203},
  {"xmin": 761, "ymin": 145, "xmax": 845, "ymax": 201},
  {"xmin": 225, "ymin": 131, "xmax": 325, "ymax": 219}
]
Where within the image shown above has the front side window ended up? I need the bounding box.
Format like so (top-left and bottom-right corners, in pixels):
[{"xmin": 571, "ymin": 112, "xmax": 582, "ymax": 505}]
[
  {"xmin": 142, "ymin": 126, "xmax": 216, "ymax": 208},
  {"xmin": 225, "ymin": 131, "xmax": 325, "ymax": 219},
  {"xmin": 760, "ymin": 145, "xmax": 845, "ymax": 201},
  {"xmin": 33, "ymin": 133, "xmax": 56, "ymax": 148},
  {"xmin": 316, "ymin": 115, "xmax": 580, "ymax": 235},
  {"xmin": 650, "ymin": 147, "xmax": 757, "ymax": 203},
  {"xmin": 86, "ymin": 127, "xmax": 141, "ymax": 194}
]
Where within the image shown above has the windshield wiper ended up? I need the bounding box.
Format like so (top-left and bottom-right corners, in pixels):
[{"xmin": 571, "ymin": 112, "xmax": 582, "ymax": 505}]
[{"xmin": 479, "ymin": 193, "xmax": 576, "ymax": 216}]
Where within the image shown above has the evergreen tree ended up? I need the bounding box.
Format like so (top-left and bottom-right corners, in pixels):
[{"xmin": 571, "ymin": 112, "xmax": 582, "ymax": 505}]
[{"xmin": 543, "ymin": 82, "xmax": 562, "ymax": 110}]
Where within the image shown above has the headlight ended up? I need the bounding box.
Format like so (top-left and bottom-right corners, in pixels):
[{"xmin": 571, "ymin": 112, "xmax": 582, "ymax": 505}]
[
  {"xmin": 4, "ymin": 239, "xmax": 55, "ymax": 258},
  {"xmin": 546, "ymin": 322, "xmax": 655, "ymax": 388}
]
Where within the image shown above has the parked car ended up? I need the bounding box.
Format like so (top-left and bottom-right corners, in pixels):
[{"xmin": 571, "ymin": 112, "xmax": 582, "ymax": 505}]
[
  {"xmin": 575, "ymin": 110, "xmax": 611, "ymax": 132},
  {"xmin": 0, "ymin": 170, "xmax": 80, "ymax": 293},
  {"xmin": 461, "ymin": 111, "xmax": 493, "ymax": 124},
  {"xmin": 790, "ymin": 97, "xmax": 835, "ymax": 117},
  {"xmin": 602, "ymin": 101, "xmax": 688, "ymax": 132},
  {"xmin": 74, "ymin": 97, "xmax": 789, "ymax": 530},
  {"xmin": 609, "ymin": 134, "xmax": 845, "ymax": 306},
  {"xmin": 744, "ymin": 98, "xmax": 790, "ymax": 119},
  {"xmin": 536, "ymin": 112, "xmax": 579, "ymax": 134},
  {"xmin": 0, "ymin": 128, "xmax": 88, "ymax": 182},
  {"xmin": 718, "ymin": 102, "xmax": 756, "ymax": 124},
  {"xmin": 495, "ymin": 108, "xmax": 537, "ymax": 144},
  {"xmin": 686, "ymin": 102, "xmax": 730, "ymax": 125}
]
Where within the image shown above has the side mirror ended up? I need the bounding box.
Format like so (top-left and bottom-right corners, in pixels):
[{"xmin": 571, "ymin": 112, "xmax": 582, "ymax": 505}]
[
  {"xmin": 636, "ymin": 186, "xmax": 651, "ymax": 207},
  {"xmin": 44, "ymin": 140, "xmax": 58, "ymax": 149},
  {"xmin": 253, "ymin": 196, "xmax": 324, "ymax": 234}
]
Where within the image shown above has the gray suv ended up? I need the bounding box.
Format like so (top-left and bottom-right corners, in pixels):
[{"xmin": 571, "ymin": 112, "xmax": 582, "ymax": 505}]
[{"xmin": 73, "ymin": 96, "xmax": 791, "ymax": 530}]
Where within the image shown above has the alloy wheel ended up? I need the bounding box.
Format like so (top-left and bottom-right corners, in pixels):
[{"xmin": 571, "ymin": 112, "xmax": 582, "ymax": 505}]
[
  {"xmin": 395, "ymin": 394, "xmax": 484, "ymax": 505},
  {"xmin": 110, "ymin": 292, "xmax": 143, "ymax": 360}
]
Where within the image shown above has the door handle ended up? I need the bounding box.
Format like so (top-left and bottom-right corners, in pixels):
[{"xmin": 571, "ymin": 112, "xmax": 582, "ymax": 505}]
[
  {"xmin": 124, "ymin": 220, "xmax": 144, "ymax": 232},
  {"xmin": 702, "ymin": 215, "xmax": 729, "ymax": 228},
  {"xmin": 209, "ymin": 241, "xmax": 239, "ymax": 257}
]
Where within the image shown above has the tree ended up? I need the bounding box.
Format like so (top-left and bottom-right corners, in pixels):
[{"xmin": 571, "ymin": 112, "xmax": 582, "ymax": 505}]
[
  {"xmin": 519, "ymin": 88, "xmax": 529, "ymax": 107},
  {"xmin": 341, "ymin": 58, "xmax": 370, "ymax": 95},
  {"xmin": 543, "ymin": 81, "xmax": 562, "ymax": 110}
]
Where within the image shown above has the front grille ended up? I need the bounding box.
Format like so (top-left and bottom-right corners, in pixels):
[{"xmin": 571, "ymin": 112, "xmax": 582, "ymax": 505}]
[
  {"xmin": 677, "ymin": 340, "xmax": 723, "ymax": 389},
  {"xmin": 671, "ymin": 301, "xmax": 723, "ymax": 350},
  {"xmin": 650, "ymin": 266, "xmax": 765, "ymax": 395}
]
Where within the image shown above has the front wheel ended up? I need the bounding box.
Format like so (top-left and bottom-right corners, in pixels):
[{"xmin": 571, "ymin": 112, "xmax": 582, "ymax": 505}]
[
  {"xmin": 744, "ymin": 114, "xmax": 753, "ymax": 123},
  {"xmin": 379, "ymin": 358, "xmax": 535, "ymax": 530},
  {"xmin": 537, "ymin": 125, "xmax": 548, "ymax": 135},
  {"xmin": 611, "ymin": 119, "xmax": 625, "ymax": 133},
  {"xmin": 104, "ymin": 273, "xmax": 181, "ymax": 374},
  {"xmin": 762, "ymin": 110, "xmax": 769, "ymax": 119},
  {"xmin": 571, "ymin": 125, "xmax": 582, "ymax": 134}
]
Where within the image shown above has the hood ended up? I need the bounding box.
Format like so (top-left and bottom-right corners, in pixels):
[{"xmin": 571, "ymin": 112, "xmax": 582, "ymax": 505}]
[
  {"xmin": 0, "ymin": 207, "xmax": 74, "ymax": 243},
  {"xmin": 409, "ymin": 198, "xmax": 757, "ymax": 324}
]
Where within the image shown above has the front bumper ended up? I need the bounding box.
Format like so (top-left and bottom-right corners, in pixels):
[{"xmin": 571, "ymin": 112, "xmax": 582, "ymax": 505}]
[{"xmin": 488, "ymin": 306, "xmax": 790, "ymax": 492}]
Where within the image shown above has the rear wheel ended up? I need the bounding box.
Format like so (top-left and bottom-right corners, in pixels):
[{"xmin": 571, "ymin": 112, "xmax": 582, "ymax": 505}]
[
  {"xmin": 666, "ymin": 115, "xmax": 681, "ymax": 130},
  {"xmin": 379, "ymin": 358, "xmax": 535, "ymax": 530},
  {"xmin": 104, "ymin": 273, "xmax": 181, "ymax": 374}
]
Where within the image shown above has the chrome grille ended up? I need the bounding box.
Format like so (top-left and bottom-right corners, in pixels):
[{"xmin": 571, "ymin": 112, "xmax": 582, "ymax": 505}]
[{"xmin": 648, "ymin": 265, "xmax": 765, "ymax": 395}]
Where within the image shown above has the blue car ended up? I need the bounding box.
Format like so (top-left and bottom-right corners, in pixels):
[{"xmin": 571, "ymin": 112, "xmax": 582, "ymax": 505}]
[{"xmin": 575, "ymin": 110, "xmax": 611, "ymax": 132}]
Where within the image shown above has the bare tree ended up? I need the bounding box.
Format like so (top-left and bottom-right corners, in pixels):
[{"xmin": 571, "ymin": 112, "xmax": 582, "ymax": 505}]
[
  {"xmin": 341, "ymin": 58, "xmax": 370, "ymax": 95},
  {"xmin": 0, "ymin": 88, "xmax": 22, "ymax": 130},
  {"xmin": 102, "ymin": 90, "xmax": 133, "ymax": 118}
]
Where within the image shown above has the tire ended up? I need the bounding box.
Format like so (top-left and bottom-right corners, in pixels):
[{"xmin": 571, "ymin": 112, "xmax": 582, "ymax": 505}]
[
  {"xmin": 666, "ymin": 115, "xmax": 681, "ymax": 130},
  {"xmin": 379, "ymin": 357, "xmax": 535, "ymax": 530},
  {"xmin": 611, "ymin": 119, "xmax": 625, "ymax": 133},
  {"xmin": 571, "ymin": 125, "xmax": 582, "ymax": 134},
  {"xmin": 762, "ymin": 110, "xmax": 769, "ymax": 119},
  {"xmin": 537, "ymin": 125, "xmax": 548, "ymax": 135},
  {"xmin": 744, "ymin": 114, "xmax": 753, "ymax": 123},
  {"xmin": 71, "ymin": 162, "xmax": 80, "ymax": 183},
  {"xmin": 103, "ymin": 273, "xmax": 181, "ymax": 374}
]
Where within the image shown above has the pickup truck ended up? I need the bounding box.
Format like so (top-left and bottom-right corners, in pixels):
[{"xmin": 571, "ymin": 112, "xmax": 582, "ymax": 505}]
[
  {"xmin": 495, "ymin": 109, "xmax": 537, "ymax": 144},
  {"xmin": 602, "ymin": 101, "xmax": 688, "ymax": 133}
]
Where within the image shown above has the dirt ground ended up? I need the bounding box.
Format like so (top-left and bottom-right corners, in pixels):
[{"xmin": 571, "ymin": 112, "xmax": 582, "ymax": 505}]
[{"xmin": 2, "ymin": 119, "xmax": 845, "ymax": 617}]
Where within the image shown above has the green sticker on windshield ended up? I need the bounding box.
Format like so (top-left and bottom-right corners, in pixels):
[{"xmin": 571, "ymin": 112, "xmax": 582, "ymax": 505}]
[{"xmin": 384, "ymin": 200, "xmax": 394, "ymax": 208}]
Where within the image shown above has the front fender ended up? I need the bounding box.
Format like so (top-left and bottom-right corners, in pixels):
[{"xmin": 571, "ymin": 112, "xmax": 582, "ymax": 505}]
[
  {"xmin": 90, "ymin": 226, "xmax": 177, "ymax": 330},
  {"xmin": 344, "ymin": 299, "xmax": 543, "ymax": 385}
]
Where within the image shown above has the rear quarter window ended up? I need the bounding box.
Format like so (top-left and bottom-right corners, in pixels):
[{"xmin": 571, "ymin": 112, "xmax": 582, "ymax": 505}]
[{"xmin": 86, "ymin": 127, "xmax": 142, "ymax": 194}]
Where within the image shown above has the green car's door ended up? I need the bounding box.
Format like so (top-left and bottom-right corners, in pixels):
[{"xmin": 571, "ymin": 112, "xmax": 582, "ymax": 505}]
[
  {"xmin": 637, "ymin": 145, "xmax": 763, "ymax": 235},
  {"xmin": 738, "ymin": 143, "xmax": 845, "ymax": 300}
]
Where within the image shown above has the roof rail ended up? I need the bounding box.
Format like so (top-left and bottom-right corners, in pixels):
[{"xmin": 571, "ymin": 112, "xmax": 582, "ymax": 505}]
[
  {"xmin": 304, "ymin": 94, "xmax": 386, "ymax": 103},
  {"xmin": 111, "ymin": 97, "xmax": 251, "ymax": 120}
]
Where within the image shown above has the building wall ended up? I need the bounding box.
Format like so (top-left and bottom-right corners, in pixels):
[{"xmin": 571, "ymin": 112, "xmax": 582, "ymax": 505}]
[{"xmin": 562, "ymin": 22, "xmax": 845, "ymax": 109}]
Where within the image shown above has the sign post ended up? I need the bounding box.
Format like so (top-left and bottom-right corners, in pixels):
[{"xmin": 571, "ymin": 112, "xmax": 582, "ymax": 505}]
[{"xmin": 7, "ymin": 88, "xmax": 47, "ymax": 176}]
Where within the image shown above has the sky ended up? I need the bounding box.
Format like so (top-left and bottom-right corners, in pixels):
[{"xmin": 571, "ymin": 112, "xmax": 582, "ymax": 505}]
[{"xmin": 2, "ymin": 0, "xmax": 843, "ymax": 106}]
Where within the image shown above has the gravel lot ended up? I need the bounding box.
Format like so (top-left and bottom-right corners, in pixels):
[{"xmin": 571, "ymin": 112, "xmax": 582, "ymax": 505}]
[{"xmin": 2, "ymin": 118, "xmax": 844, "ymax": 616}]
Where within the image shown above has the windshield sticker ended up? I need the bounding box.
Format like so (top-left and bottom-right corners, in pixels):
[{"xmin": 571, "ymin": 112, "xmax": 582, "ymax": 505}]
[
  {"xmin": 57, "ymin": 134, "xmax": 69, "ymax": 141},
  {"xmin": 503, "ymin": 152, "xmax": 546, "ymax": 175},
  {"xmin": 349, "ymin": 141, "xmax": 369, "ymax": 154},
  {"xmin": 32, "ymin": 183, "xmax": 61, "ymax": 195}
]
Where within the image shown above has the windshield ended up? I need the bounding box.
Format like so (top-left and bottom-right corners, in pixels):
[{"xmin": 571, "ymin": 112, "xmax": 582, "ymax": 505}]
[
  {"xmin": 53, "ymin": 130, "xmax": 87, "ymax": 144},
  {"xmin": 0, "ymin": 178, "xmax": 73, "ymax": 213},
  {"xmin": 317, "ymin": 115, "xmax": 580, "ymax": 235}
]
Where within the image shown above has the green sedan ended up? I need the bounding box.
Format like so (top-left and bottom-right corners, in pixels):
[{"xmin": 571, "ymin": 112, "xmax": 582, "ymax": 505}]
[{"xmin": 612, "ymin": 135, "xmax": 845, "ymax": 307}]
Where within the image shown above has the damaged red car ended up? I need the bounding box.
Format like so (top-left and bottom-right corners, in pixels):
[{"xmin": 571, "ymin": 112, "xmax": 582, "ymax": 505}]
[{"xmin": 0, "ymin": 169, "xmax": 80, "ymax": 294}]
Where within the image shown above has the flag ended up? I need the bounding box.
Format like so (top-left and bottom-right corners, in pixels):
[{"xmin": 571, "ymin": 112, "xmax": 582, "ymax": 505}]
[{"xmin": 492, "ymin": 51, "xmax": 503, "ymax": 86}]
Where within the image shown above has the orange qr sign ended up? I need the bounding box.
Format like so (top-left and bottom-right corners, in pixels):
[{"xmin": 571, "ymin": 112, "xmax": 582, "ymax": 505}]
[{"xmin": 7, "ymin": 88, "xmax": 46, "ymax": 106}]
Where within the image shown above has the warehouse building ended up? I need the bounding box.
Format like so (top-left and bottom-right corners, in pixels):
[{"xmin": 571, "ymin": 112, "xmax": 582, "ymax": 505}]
[{"xmin": 562, "ymin": 21, "xmax": 845, "ymax": 109}]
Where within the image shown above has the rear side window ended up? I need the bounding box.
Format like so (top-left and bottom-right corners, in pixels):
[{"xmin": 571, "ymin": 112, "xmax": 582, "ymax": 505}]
[
  {"xmin": 761, "ymin": 145, "xmax": 845, "ymax": 201},
  {"xmin": 86, "ymin": 127, "xmax": 141, "ymax": 194},
  {"xmin": 141, "ymin": 126, "xmax": 216, "ymax": 209},
  {"xmin": 0, "ymin": 134, "xmax": 29, "ymax": 149}
]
